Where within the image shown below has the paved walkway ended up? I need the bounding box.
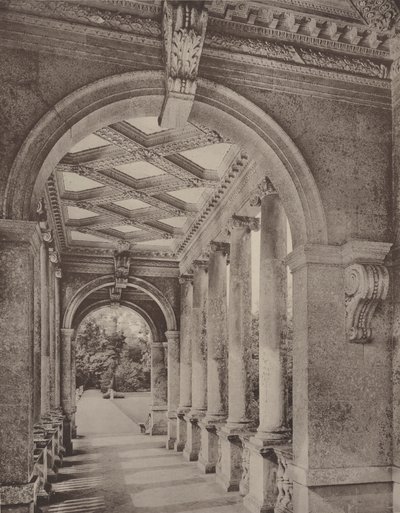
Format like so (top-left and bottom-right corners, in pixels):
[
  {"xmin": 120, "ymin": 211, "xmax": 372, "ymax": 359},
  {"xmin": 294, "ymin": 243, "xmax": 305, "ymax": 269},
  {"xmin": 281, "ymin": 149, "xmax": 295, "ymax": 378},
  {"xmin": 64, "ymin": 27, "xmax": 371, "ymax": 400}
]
[{"xmin": 45, "ymin": 390, "xmax": 247, "ymax": 513}]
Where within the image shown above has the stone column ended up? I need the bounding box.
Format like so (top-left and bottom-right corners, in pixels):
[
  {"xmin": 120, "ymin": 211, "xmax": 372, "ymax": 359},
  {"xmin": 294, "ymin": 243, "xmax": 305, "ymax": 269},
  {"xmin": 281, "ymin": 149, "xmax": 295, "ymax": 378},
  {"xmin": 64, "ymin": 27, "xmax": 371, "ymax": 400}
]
[
  {"xmin": 54, "ymin": 267, "xmax": 62, "ymax": 408},
  {"xmin": 48, "ymin": 258, "xmax": 56, "ymax": 409},
  {"xmin": 245, "ymin": 191, "xmax": 290, "ymax": 513},
  {"xmin": 40, "ymin": 240, "xmax": 50, "ymax": 415},
  {"xmin": 175, "ymin": 274, "xmax": 193, "ymax": 452},
  {"xmin": 61, "ymin": 328, "xmax": 74, "ymax": 455},
  {"xmin": 199, "ymin": 241, "xmax": 229, "ymax": 473},
  {"xmin": 183, "ymin": 260, "xmax": 208, "ymax": 462},
  {"xmin": 150, "ymin": 341, "xmax": 168, "ymax": 435},
  {"xmin": 71, "ymin": 334, "xmax": 77, "ymax": 438},
  {"xmin": 0, "ymin": 220, "xmax": 39, "ymax": 513},
  {"xmin": 218, "ymin": 215, "xmax": 259, "ymax": 492},
  {"xmin": 166, "ymin": 330, "xmax": 180, "ymax": 449},
  {"xmin": 287, "ymin": 242, "xmax": 392, "ymax": 513}
]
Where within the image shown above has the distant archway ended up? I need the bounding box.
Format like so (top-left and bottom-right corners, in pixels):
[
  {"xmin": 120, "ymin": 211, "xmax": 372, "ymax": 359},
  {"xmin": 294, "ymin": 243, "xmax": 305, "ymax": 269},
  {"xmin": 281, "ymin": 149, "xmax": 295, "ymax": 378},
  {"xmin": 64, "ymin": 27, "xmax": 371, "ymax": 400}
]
[{"xmin": 63, "ymin": 274, "xmax": 177, "ymax": 333}]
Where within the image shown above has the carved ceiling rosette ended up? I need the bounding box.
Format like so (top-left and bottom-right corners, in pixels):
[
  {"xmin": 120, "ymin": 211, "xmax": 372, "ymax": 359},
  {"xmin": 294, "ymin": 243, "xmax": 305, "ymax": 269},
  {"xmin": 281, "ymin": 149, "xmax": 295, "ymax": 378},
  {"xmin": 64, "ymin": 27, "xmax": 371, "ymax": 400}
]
[
  {"xmin": 351, "ymin": 0, "xmax": 400, "ymax": 32},
  {"xmin": 344, "ymin": 263, "xmax": 389, "ymax": 343},
  {"xmin": 160, "ymin": 1, "xmax": 208, "ymax": 128}
]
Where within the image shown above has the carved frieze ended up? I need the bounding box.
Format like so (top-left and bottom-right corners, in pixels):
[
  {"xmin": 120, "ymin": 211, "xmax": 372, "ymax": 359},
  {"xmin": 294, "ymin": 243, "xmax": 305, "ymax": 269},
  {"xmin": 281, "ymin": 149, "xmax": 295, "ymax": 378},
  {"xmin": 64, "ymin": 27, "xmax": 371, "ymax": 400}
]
[
  {"xmin": 205, "ymin": 33, "xmax": 390, "ymax": 79},
  {"xmin": 159, "ymin": 1, "xmax": 208, "ymax": 128},
  {"xmin": 344, "ymin": 263, "xmax": 389, "ymax": 344}
]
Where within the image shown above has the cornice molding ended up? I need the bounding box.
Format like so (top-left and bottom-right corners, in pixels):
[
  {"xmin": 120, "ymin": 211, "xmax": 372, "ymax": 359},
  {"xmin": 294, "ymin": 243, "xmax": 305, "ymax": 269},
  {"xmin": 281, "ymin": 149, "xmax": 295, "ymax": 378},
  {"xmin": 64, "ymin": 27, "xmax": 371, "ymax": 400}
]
[{"xmin": 0, "ymin": 0, "xmax": 394, "ymax": 83}]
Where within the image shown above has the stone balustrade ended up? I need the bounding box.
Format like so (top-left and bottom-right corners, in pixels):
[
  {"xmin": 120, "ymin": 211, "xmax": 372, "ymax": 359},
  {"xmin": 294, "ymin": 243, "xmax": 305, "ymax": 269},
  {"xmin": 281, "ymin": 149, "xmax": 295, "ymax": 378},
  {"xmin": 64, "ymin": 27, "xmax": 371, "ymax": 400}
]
[{"xmin": 32, "ymin": 410, "xmax": 67, "ymax": 505}]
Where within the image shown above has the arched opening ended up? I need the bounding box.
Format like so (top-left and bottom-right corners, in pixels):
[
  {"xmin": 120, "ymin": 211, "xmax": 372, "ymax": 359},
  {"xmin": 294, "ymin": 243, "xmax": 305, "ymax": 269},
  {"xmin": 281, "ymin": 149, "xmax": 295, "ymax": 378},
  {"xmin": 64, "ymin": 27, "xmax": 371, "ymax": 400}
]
[{"xmin": 5, "ymin": 70, "xmax": 329, "ymax": 513}]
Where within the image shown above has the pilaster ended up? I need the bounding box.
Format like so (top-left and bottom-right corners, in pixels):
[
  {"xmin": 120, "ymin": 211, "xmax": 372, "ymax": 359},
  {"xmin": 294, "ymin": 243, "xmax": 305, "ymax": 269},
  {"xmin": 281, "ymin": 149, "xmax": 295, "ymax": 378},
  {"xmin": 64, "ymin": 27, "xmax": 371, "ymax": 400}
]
[{"xmin": 165, "ymin": 330, "xmax": 180, "ymax": 449}]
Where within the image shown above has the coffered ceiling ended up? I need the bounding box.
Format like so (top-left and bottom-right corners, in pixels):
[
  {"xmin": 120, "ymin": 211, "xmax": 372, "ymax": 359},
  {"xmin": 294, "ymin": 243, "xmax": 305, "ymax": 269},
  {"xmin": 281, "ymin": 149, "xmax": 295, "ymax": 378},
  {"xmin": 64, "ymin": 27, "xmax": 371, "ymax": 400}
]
[{"xmin": 46, "ymin": 116, "xmax": 237, "ymax": 258}]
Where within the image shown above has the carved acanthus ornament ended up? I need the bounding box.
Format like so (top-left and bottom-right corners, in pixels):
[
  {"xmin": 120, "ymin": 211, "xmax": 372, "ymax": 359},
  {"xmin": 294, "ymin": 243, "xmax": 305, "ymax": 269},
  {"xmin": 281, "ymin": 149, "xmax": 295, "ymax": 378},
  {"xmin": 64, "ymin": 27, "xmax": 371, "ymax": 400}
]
[
  {"xmin": 344, "ymin": 263, "xmax": 389, "ymax": 344},
  {"xmin": 249, "ymin": 177, "xmax": 277, "ymax": 207},
  {"xmin": 160, "ymin": 1, "xmax": 208, "ymax": 128},
  {"xmin": 114, "ymin": 242, "xmax": 131, "ymax": 289},
  {"xmin": 37, "ymin": 198, "xmax": 54, "ymax": 245}
]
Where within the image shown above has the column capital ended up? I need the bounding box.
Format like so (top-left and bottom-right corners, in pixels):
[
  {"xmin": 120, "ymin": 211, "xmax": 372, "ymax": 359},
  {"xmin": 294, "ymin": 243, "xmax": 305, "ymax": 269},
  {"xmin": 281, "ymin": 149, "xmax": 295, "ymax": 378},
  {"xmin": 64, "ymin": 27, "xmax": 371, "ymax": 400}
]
[
  {"xmin": 210, "ymin": 240, "xmax": 230, "ymax": 256},
  {"xmin": 179, "ymin": 273, "xmax": 193, "ymax": 284},
  {"xmin": 229, "ymin": 215, "xmax": 260, "ymax": 232},
  {"xmin": 193, "ymin": 259, "xmax": 209, "ymax": 271},
  {"xmin": 165, "ymin": 330, "xmax": 180, "ymax": 341},
  {"xmin": 249, "ymin": 177, "xmax": 277, "ymax": 207},
  {"xmin": 61, "ymin": 328, "xmax": 75, "ymax": 338}
]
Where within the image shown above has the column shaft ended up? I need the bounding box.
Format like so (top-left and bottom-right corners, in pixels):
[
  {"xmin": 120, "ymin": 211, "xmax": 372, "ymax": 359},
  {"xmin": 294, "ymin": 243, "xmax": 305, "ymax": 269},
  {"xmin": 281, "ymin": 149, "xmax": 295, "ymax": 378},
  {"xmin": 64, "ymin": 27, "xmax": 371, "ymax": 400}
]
[
  {"xmin": 227, "ymin": 217, "xmax": 258, "ymax": 427},
  {"xmin": 178, "ymin": 276, "xmax": 193, "ymax": 411},
  {"xmin": 166, "ymin": 330, "xmax": 180, "ymax": 449},
  {"xmin": 190, "ymin": 262, "xmax": 208, "ymax": 415},
  {"xmin": 54, "ymin": 272, "xmax": 61, "ymax": 407},
  {"xmin": 258, "ymin": 194, "xmax": 288, "ymax": 437},
  {"xmin": 49, "ymin": 263, "xmax": 56, "ymax": 408},
  {"xmin": 61, "ymin": 328, "xmax": 74, "ymax": 454},
  {"xmin": 206, "ymin": 243, "xmax": 229, "ymax": 420},
  {"xmin": 40, "ymin": 242, "xmax": 50, "ymax": 414},
  {"xmin": 150, "ymin": 342, "xmax": 168, "ymax": 435}
]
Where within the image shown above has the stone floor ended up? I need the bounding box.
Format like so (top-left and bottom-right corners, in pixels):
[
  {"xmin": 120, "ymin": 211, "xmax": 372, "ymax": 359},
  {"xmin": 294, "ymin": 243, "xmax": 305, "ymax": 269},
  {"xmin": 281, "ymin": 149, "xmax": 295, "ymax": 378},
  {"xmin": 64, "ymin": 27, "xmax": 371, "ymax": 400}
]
[{"xmin": 44, "ymin": 390, "xmax": 247, "ymax": 513}]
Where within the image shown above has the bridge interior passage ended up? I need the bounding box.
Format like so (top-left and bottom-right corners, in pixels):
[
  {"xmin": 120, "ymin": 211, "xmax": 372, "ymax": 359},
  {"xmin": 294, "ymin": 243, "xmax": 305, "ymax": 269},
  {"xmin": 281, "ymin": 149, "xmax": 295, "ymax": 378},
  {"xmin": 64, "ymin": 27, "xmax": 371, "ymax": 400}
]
[{"xmin": 0, "ymin": 1, "xmax": 398, "ymax": 513}]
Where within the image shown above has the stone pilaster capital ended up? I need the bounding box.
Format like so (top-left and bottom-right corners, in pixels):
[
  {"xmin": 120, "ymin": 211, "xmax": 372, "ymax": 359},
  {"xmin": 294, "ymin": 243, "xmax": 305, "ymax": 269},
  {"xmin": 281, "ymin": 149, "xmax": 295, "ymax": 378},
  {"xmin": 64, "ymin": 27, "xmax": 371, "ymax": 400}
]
[
  {"xmin": 61, "ymin": 328, "xmax": 75, "ymax": 338},
  {"xmin": 165, "ymin": 330, "xmax": 180, "ymax": 341},
  {"xmin": 210, "ymin": 240, "xmax": 230, "ymax": 256},
  {"xmin": 229, "ymin": 215, "xmax": 260, "ymax": 232},
  {"xmin": 287, "ymin": 241, "xmax": 393, "ymax": 273},
  {"xmin": 179, "ymin": 273, "xmax": 193, "ymax": 284},
  {"xmin": 341, "ymin": 240, "xmax": 392, "ymax": 266},
  {"xmin": 249, "ymin": 177, "xmax": 277, "ymax": 207}
]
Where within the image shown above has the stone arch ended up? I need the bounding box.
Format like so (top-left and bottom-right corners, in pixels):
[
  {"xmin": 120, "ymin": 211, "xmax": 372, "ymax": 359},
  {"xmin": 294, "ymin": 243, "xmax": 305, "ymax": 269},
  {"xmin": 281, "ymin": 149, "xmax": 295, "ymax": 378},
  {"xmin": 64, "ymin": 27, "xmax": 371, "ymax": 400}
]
[
  {"xmin": 73, "ymin": 300, "xmax": 161, "ymax": 344},
  {"xmin": 4, "ymin": 71, "xmax": 328, "ymax": 248},
  {"xmin": 63, "ymin": 274, "xmax": 177, "ymax": 332}
]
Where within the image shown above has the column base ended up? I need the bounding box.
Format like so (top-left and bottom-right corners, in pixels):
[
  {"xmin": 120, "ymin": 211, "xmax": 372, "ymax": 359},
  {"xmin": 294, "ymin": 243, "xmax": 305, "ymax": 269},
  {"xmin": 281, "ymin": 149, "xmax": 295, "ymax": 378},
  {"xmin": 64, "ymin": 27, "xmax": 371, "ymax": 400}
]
[
  {"xmin": 150, "ymin": 406, "xmax": 167, "ymax": 435},
  {"xmin": 0, "ymin": 478, "xmax": 39, "ymax": 513},
  {"xmin": 198, "ymin": 418, "xmax": 224, "ymax": 474},
  {"xmin": 166, "ymin": 410, "xmax": 177, "ymax": 450},
  {"xmin": 243, "ymin": 437, "xmax": 287, "ymax": 513},
  {"xmin": 216, "ymin": 426, "xmax": 247, "ymax": 492},
  {"xmin": 183, "ymin": 412, "xmax": 204, "ymax": 461},
  {"xmin": 174, "ymin": 410, "xmax": 188, "ymax": 452}
]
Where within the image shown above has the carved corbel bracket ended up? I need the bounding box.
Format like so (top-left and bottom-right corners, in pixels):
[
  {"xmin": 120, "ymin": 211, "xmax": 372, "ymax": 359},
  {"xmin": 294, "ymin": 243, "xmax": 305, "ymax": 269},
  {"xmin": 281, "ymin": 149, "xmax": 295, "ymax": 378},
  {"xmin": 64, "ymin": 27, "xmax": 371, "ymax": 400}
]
[
  {"xmin": 344, "ymin": 263, "xmax": 389, "ymax": 344},
  {"xmin": 159, "ymin": 0, "xmax": 208, "ymax": 128}
]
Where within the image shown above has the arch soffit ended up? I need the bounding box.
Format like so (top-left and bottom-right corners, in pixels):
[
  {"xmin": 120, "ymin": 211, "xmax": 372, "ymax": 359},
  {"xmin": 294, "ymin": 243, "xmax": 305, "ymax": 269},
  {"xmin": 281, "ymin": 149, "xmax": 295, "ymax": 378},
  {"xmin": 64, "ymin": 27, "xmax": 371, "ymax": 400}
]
[
  {"xmin": 5, "ymin": 71, "xmax": 328, "ymax": 247},
  {"xmin": 73, "ymin": 299, "xmax": 160, "ymax": 343},
  {"xmin": 63, "ymin": 274, "xmax": 177, "ymax": 332}
]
